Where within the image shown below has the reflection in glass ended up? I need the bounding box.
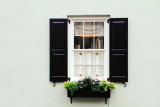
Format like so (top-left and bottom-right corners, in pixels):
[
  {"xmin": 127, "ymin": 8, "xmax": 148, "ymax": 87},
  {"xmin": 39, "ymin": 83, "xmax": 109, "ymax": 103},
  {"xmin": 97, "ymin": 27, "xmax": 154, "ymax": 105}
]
[
  {"xmin": 84, "ymin": 37, "xmax": 94, "ymax": 49},
  {"xmin": 74, "ymin": 36, "xmax": 83, "ymax": 49},
  {"xmin": 84, "ymin": 22, "xmax": 94, "ymax": 35},
  {"xmin": 95, "ymin": 22, "xmax": 104, "ymax": 36},
  {"xmin": 74, "ymin": 22, "xmax": 83, "ymax": 35},
  {"xmin": 95, "ymin": 36, "xmax": 104, "ymax": 49}
]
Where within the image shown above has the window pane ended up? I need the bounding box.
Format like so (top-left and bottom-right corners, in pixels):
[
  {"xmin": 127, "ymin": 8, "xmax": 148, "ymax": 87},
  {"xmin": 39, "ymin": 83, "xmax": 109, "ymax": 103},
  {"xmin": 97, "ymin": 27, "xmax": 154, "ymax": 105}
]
[
  {"xmin": 84, "ymin": 37, "xmax": 94, "ymax": 49},
  {"xmin": 83, "ymin": 52, "xmax": 95, "ymax": 65},
  {"xmin": 74, "ymin": 52, "xmax": 83, "ymax": 77},
  {"xmin": 99, "ymin": 52, "xmax": 104, "ymax": 65},
  {"xmin": 74, "ymin": 22, "xmax": 83, "ymax": 35},
  {"xmin": 95, "ymin": 36, "xmax": 104, "ymax": 49},
  {"xmin": 84, "ymin": 22, "xmax": 94, "ymax": 35},
  {"xmin": 95, "ymin": 22, "xmax": 104, "ymax": 36},
  {"xmin": 74, "ymin": 65, "xmax": 82, "ymax": 77},
  {"xmin": 74, "ymin": 36, "xmax": 83, "ymax": 49},
  {"xmin": 99, "ymin": 65, "xmax": 104, "ymax": 77}
]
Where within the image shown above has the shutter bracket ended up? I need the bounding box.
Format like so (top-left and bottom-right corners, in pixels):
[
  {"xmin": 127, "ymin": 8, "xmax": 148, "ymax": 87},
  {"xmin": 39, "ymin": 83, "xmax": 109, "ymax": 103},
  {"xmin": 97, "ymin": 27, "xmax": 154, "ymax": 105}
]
[
  {"xmin": 107, "ymin": 19, "xmax": 110, "ymax": 23},
  {"xmin": 67, "ymin": 77, "xmax": 70, "ymax": 81},
  {"xmin": 53, "ymin": 81, "xmax": 56, "ymax": 87},
  {"xmin": 122, "ymin": 82, "xmax": 127, "ymax": 87},
  {"xmin": 68, "ymin": 20, "xmax": 71, "ymax": 24}
]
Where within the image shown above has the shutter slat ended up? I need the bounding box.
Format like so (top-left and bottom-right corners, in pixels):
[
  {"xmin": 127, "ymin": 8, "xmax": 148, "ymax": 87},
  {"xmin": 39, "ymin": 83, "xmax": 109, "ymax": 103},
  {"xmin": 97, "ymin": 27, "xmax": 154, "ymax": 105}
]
[
  {"xmin": 109, "ymin": 18, "xmax": 128, "ymax": 82},
  {"xmin": 50, "ymin": 19, "xmax": 68, "ymax": 82}
]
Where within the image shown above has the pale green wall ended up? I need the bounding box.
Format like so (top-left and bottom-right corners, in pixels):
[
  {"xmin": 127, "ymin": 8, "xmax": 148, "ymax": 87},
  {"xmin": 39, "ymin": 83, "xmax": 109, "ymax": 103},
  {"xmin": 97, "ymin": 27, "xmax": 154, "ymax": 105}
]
[{"xmin": 0, "ymin": 0, "xmax": 160, "ymax": 107}]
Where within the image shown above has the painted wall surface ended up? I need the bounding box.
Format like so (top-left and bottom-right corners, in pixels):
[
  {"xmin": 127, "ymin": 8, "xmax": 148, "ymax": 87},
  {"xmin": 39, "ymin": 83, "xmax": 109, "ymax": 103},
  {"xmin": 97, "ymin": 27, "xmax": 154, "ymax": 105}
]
[{"xmin": 0, "ymin": 0, "xmax": 160, "ymax": 107}]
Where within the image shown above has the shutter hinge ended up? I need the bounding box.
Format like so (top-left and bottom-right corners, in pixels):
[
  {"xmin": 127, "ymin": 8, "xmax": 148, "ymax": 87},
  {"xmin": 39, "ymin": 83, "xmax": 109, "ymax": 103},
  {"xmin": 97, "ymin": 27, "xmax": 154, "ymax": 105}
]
[
  {"xmin": 107, "ymin": 78, "xmax": 110, "ymax": 81},
  {"xmin": 68, "ymin": 20, "xmax": 71, "ymax": 24},
  {"xmin": 53, "ymin": 81, "xmax": 56, "ymax": 87},
  {"xmin": 107, "ymin": 19, "xmax": 110, "ymax": 23},
  {"xmin": 122, "ymin": 82, "xmax": 127, "ymax": 87},
  {"xmin": 67, "ymin": 77, "xmax": 70, "ymax": 81}
]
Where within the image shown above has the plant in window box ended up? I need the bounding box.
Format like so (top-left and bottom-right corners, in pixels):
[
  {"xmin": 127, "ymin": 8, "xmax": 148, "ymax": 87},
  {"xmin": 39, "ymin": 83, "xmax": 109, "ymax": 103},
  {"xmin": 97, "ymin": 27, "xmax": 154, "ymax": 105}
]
[{"xmin": 64, "ymin": 77, "xmax": 115, "ymax": 103}]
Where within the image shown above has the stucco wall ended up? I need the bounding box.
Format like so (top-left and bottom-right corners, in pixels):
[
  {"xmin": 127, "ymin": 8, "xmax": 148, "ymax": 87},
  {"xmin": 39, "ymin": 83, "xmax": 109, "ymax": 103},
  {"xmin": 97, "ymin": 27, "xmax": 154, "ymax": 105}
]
[{"xmin": 0, "ymin": 0, "xmax": 160, "ymax": 107}]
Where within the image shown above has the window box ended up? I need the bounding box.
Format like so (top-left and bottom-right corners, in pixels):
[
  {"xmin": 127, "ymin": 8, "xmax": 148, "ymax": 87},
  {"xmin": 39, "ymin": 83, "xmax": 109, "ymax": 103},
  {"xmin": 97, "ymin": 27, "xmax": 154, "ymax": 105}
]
[
  {"xmin": 64, "ymin": 77, "xmax": 114, "ymax": 104},
  {"xmin": 67, "ymin": 88, "xmax": 110, "ymax": 104}
]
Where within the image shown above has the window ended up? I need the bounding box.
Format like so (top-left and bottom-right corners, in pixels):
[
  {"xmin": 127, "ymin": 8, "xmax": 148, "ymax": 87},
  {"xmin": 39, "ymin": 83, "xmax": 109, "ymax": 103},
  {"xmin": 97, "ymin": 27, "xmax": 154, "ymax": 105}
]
[
  {"xmin": 68, "ymin": 16, "xmax": 109, "ymax": 81},
  {"xmin": 50, "ymin": 16, "xmax": 128, "ymax": 83}
]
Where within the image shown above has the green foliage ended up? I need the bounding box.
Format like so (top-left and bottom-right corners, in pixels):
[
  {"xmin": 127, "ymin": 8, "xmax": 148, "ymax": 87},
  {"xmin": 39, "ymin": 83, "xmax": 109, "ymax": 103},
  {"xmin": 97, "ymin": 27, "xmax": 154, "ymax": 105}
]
[
  {"xmin": 64, "ymin": 81, "xmax": 78, "ymax": 95},
  {"xmin": 64, "ymin": 77, "xmax": 115, "ymax": 95},
  {"xmin": 91, "ymin": 79, "xmax": 100, "ymax": 92}
]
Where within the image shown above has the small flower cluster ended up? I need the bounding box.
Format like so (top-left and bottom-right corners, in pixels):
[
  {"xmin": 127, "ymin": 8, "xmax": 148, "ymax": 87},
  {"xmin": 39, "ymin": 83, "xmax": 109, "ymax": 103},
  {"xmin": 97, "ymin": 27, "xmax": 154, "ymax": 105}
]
[{"xmin": 64, "ymin": 77, "xmax": 115, "ymax": 95}]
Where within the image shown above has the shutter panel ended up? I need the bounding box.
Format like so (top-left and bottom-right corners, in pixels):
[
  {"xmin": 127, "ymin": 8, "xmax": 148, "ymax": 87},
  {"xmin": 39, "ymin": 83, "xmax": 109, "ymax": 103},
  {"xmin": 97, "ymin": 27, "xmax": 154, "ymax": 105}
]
[
  {"xmin": 50, "ymin": 19, "xmax": 68, "ymax": 82},
  {"xmin": 109, "ymin": 18, "xmax": 128, "ymax": 82}
]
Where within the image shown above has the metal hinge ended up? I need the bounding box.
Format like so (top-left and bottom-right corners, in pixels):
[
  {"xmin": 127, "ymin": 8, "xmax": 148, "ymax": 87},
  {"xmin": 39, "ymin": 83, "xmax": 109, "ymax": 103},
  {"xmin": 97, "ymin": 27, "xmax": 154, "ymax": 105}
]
[
  {"xmin": 67, "ymin": 78, "xmax": 70, "ymax": 81},
  {"xmin": 107, "ymin": 19, "xmax": 110, "ymax": 23},
  {"xmin": 122, "ymin": 82, "xmax": 127, "ymax": 87},
  {"xmin": 53, "ymin": 81, "xmax": 56, "ymax": 87},
  {"xmin": 68, "ymin": 20, "xmax": 71, "ymax": 24}
]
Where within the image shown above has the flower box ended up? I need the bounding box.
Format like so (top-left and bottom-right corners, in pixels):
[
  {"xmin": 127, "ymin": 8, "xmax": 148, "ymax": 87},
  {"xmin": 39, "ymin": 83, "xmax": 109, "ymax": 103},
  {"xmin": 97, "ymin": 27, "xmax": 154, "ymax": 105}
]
[
  {"xmin": 64, "ymin": 77, "xmax": 115, "ymax": 104},
  {"xmin": 67, "ymin": 87, "xmax": 110, "ymax": 104},
  {"xmin": 67, "ymin": 87, "xmax": 110, "ymax": 98}
]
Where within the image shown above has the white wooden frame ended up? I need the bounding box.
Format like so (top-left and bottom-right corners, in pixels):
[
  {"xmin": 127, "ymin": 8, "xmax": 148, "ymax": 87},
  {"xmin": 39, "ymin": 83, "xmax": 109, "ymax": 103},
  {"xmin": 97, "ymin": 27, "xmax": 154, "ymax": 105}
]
[{"xmin": 68, "ymin": 16, "xmax": 109, "ymax": 81}]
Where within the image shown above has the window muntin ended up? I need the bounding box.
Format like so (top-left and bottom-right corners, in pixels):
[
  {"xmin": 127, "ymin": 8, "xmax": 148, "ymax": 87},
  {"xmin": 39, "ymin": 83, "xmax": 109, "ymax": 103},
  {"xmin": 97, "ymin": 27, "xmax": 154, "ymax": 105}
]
[
  {"xmin": 74, "ymin": 22, "xmax": 104, "ymax": 49},
  {"xmin": 73, "ymin": 21, "xmax": 106, "ymax": 79}
]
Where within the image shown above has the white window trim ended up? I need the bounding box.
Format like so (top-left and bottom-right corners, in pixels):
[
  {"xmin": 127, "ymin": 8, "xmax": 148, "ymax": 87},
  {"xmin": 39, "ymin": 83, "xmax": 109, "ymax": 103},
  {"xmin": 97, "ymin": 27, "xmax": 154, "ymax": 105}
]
[{"xmin": 68, "ymin": 16, "xmax": 109, "ymax": 81}]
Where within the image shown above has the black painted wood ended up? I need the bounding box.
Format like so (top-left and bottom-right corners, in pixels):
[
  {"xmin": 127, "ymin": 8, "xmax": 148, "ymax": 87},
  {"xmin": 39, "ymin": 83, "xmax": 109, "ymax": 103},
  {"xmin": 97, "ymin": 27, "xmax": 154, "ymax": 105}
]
[
  {"xmin": 67, "ymin": 88, "xmax": 110, "ymax": 98},
  {"xmin": 67, "ymin": 88, "xmax": 110, "ymax": 104},
  {"xmin": 50, "ymin": 19, "xmax": 68, "ymax": 82},
  {"xmin": 109, "ymin": 18, "xmax": 128, "ymax": 82}
]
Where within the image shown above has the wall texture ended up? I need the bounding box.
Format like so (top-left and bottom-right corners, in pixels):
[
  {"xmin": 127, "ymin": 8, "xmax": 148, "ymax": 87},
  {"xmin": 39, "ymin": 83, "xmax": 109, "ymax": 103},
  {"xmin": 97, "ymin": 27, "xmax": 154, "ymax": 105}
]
[{"xmin": 0, "ymin": 0, "xmax": 160, "ymax": 107}]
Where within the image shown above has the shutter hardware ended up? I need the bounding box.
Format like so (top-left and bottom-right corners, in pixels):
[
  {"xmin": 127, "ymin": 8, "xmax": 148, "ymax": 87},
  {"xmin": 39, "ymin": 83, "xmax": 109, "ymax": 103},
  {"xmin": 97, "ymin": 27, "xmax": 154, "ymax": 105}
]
[
  {"xmin": 107, "ymin": 19, "xmax": 110, "ymax": 23},
  {"xmin": 53, "ymin": 81, "xmax": 56, "ymax": 87},
  {"xmin": 107, "ymin": 78, "xmax": 127, "ymax": 87},
  {"xmin": 68, "ymin": 20, "xmax": 71, "ymax": 24},
  {"xmin": 53, "ymin": 78, "xmax": 70, "ymax": 87},
  {"xmin": 122, "ymin": 82, "xmax": 127, "ymax": 87}
]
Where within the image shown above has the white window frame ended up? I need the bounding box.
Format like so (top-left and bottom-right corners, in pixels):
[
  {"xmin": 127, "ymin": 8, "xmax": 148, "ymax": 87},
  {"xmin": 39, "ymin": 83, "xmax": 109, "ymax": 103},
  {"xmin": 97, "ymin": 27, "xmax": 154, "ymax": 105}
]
[{"xmin": 68, "ymin": 16, "xmax": 109, "ymax": 81}]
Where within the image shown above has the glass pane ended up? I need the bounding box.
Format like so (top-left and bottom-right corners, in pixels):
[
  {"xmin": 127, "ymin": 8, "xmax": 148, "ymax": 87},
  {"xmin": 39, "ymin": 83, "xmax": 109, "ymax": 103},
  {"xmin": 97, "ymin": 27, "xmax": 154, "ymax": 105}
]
[
  {"xmin": 90, "ymin": 66, "xmax": 96, "ymax": 78},
  {"xmin": 83, "ymin": 65, "xmax": 96, "ymax": 78},
  {"xmin": 74, "ymin": 65, "xmax": 82, "ymax": 77},
  {"xmin": 84, "ymin": 37, "xmax": 94, "ymax": 49},
  {"xmin": 83, "ymin": 52, "xmax": 88, "ymax": 65},
  {"xmin": 74, "ymin": 22, "xmax": 83, "ymax": 35},
  {"xmin": 83, "ymin": 66, "xmax": 89, "ymax": 77},
  {"xmin": 74, "ymin": 36, "xmax": 83, "ymax": 49},
  {"xmin": 74, "ymin": 52, "xmax": 83, "ymax": 77},
  {"xmin": 99, "ymin": 65, "xmax": 104, "ymax": 77},
  {"xmin": 74, "ymin": 52, "xmax": 79, "ymax": 65},
  {"xmin": 99, "ymin": 52, "xmax": 104, "ymax": 65},
  {"xmin": 84, "ymin": 22, "xmax": 94, "ymax": 35},
  {"xmin": 95, "ymin": 36, "xmax": 104, "ymax": 49},
  {"xmin": 83, "ymin": 52, "xmax": 95, "ymax": 65},
  {"xmin": 95, "ymin": 22, "xmax": 104, "ymax": 36}
]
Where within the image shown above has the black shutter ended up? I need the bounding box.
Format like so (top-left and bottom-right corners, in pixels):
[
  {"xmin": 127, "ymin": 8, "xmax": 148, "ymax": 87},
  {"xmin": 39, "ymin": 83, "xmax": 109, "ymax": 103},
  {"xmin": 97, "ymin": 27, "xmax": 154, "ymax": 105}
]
[
  {"xmin": 108, "ymin": 18, "xmax": 128, "ymax": 82},
  {"xmin": 50, "ymin": 19, "xmax": 68, "ymax": 82}
]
